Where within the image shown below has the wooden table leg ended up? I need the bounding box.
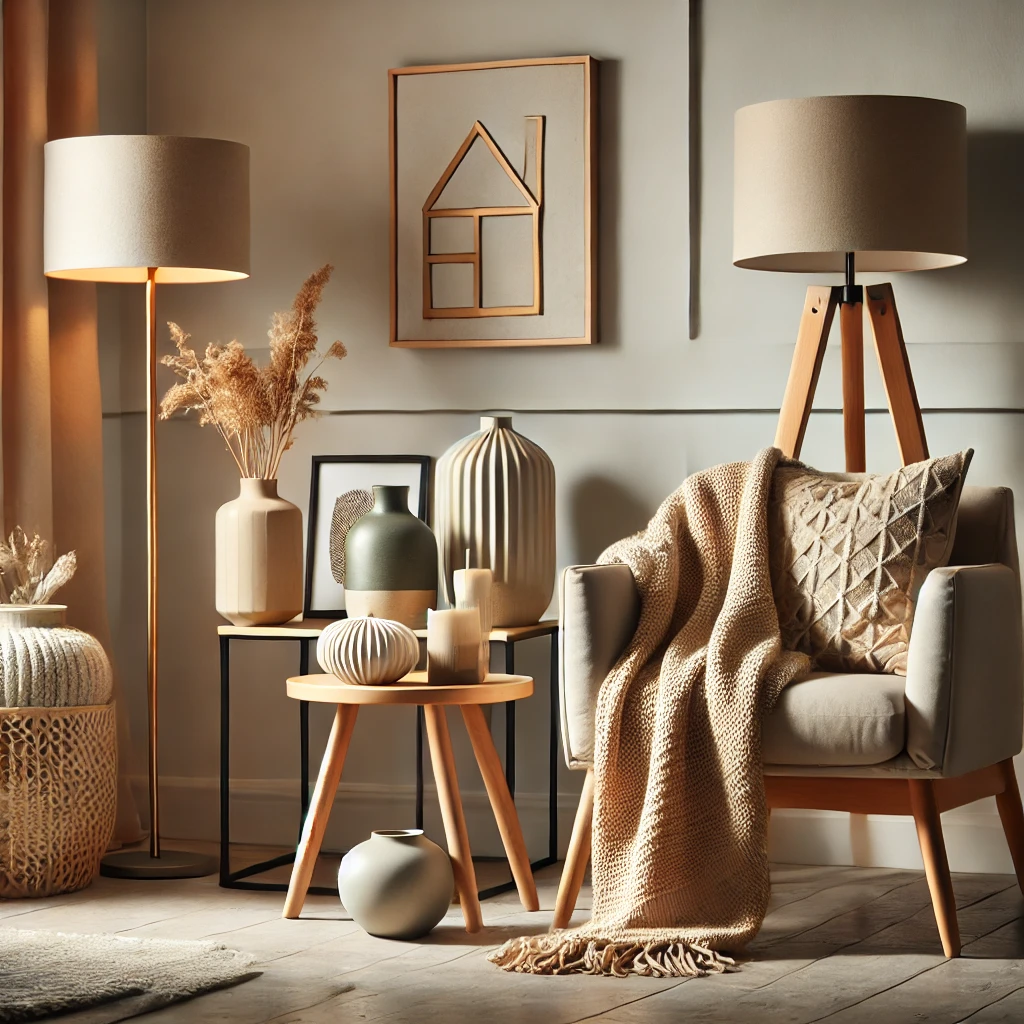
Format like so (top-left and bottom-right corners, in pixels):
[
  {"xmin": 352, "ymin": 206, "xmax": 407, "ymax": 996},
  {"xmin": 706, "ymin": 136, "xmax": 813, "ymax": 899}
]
[
  {"xmin": 283, "ymin": 703, "xmax": 358, "ymax": 919},
  {"xmin": 424, "ymin": 704, "xmax": 482, "ymax": 933},
  {"xmin": 461, "ymin": 704, "xmax": 539, "ymax": 912}
]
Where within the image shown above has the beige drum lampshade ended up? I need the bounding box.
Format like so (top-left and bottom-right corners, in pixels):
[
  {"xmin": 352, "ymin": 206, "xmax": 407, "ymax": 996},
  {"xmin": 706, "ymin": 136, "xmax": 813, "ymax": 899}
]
[
  {"xmin": 44, "ymin": 135, "xmax": 250, "ymax": 282},
  {"xmin": 733, "ymin": 95, "xmax": 967, "ymax": 273}
]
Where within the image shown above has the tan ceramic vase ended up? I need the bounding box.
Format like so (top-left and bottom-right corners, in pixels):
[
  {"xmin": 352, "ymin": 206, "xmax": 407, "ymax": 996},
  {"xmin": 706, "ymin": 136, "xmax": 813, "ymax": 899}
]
[
  {"xmin": 216, "ymin": 478, "xmax": 303, "ymax": 626},
  {"xmin": 435, "ymin": 416, "xmax": 555, "ymax": 626}
]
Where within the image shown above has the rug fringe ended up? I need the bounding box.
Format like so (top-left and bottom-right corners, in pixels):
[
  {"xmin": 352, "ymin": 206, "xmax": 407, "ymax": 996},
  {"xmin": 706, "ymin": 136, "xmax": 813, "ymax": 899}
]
[{"xmin": 487, "ymin": 936, "xmax": 737, "ymax": 978}]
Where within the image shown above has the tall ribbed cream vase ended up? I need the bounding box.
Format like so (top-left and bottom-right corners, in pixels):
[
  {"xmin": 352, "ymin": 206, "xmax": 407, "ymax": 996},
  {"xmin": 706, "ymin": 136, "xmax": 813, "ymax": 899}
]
[
  {"xmin": 215, "ymin": 478, "xmax": 303, "ymax": 626},
  {"xmin": 435, "ymin": 416, "xmax": 555, "ymax": 627}
]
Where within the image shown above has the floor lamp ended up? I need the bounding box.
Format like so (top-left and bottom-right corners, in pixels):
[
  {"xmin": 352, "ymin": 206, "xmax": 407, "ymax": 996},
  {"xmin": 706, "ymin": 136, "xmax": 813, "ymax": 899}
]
[
  {"xmin": 43, "ymin": 135, "xmax": 250, "ymax": 878},
  {"xmin": 732, "ymin": 95, "xmax": 968, "ymax": 470}
]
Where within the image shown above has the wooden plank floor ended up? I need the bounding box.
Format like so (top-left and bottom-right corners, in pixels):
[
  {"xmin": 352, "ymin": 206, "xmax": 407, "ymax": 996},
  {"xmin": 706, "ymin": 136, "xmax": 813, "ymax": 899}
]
[{"xmin": 2, "ymin": 846, "xmax": 1023, "ymax": 1023}]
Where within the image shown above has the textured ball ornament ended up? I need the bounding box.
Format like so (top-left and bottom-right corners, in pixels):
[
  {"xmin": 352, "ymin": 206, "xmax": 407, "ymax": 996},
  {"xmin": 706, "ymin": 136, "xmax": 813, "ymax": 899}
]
[
  {"xmin": 316, "ymin": 616, "xmax": 419, "ymax": 685},
  {"xmin": 0, "ymin": 606, "xmax": 113, "ymax": 708}
]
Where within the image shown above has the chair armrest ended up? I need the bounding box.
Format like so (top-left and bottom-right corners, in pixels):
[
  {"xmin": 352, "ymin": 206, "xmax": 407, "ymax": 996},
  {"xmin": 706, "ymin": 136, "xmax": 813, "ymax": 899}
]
[
  {"xmin": 558, "ymin": 563, "xmax": 640, "ymax": 769},
  {"xmin": 905, "ymin": 563, "xmax": 1023, "ymax": 776}
]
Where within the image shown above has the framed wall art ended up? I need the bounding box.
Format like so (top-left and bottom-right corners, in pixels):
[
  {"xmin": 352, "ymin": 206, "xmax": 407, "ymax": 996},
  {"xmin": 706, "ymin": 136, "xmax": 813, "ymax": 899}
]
[
  {"xmin": 304, "ymin": 455, "xmax": 431, "ymax": 618},
  {"xmin": 389, "ymin": 55, "xmax": 597, "ymax": 348}
]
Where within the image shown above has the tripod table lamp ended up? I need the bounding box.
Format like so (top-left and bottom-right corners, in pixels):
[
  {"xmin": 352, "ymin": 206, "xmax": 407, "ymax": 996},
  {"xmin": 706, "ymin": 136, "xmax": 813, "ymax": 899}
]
[
  {"xmin": 44, "ymin": 134, "xmax": 250, "ymax": 878},
  {"xmin": 733, "ymin": 95, "xmax": 967, "ymax": 470}
]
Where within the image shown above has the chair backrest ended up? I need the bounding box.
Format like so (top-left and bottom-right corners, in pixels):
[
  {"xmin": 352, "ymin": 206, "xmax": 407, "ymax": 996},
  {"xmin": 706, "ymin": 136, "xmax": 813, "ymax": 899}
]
[{"xmin": 950, "ymin": 485, "xmax": 1019, "ymax": 576}]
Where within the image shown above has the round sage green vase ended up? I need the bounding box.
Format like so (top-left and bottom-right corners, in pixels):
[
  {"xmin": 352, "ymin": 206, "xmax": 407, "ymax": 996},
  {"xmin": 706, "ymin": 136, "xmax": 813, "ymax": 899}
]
[
  {"xmin": 338, "ymin": 829, "xmax": 453, "ymax": 940},
  {"xmin": 344, "ymin": 485, "xmax": 438, "ymax": 629}
]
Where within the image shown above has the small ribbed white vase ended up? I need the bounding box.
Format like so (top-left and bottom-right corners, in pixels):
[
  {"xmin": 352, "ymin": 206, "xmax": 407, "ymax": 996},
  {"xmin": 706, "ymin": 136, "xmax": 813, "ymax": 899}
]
[
  {"xmin": 316, "ymin": 616, "xmax": 419, "ymax": 685},
  {"xmin": 0, "ymin": 605, "xmax": 113, "ymax": 708},
  {"xmin": 435, "ymin": 416, "xmax": 555, "ymax": 627}
]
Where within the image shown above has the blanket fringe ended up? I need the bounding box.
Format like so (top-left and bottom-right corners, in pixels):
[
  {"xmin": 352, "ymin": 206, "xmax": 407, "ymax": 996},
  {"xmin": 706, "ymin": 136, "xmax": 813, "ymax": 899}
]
[{"xmin": 487, "ymin": 936, "xmax": 737, "ymax": 978}]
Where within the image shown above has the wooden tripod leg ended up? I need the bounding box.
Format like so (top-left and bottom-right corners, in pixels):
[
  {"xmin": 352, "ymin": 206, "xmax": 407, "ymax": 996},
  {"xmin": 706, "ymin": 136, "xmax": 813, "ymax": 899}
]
[
  {"xmin": 461, "ymin": 704, "xmax": 540, "ymax": 912},
  {"xmin": 552, "ymin": 768, "xmax": 595, "ymax": 930},
  {"xmin": 909, "ymin": 779, "xmax": 961, "ymax": 957},
  {"xmin": 774, "ymin": 286, "xmax": 840, "ymax": 460},
  {"xmin": 284, "ymin": 704, "xmax": 358, "ymax": 919},
  {"xmin": 840, "ymin": 299, "xmax": 866, "ymax": 472},
  {"xmin": 424, "ymin": 704, "xmax": 483, "ymax": 933},
  {"xmin": 866, "ymin": 283, "xmax": 928, "ymax": 465},
  {"xmin": 995, "ymin": 758, "xmax": 1024, "ymax": 895}
]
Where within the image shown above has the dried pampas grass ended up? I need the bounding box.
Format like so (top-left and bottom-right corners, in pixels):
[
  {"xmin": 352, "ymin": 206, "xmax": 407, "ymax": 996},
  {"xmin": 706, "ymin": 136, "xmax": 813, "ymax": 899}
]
[
  {"xmin": 160, "ymin": 264, "xmax": 346, "ymax": 479},
  {"xmin": 0, "ymin": 527, "xmax": 77, "ymax": 605}
]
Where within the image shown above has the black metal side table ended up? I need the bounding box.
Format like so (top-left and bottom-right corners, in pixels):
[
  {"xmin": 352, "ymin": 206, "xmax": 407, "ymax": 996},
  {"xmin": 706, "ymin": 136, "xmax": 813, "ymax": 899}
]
[{"xmin": 218, "ymin": 617, "xmax": 559, "ymax": 900}]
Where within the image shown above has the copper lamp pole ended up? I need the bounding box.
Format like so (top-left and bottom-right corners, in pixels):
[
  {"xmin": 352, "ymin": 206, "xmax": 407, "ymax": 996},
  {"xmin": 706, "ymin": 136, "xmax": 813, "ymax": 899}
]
[
  {"xmin": 145, "ymin": 267, "xmax": 161, "ymax": 856},
  {"xmin": 43, "ymin": 135, "xmax": 250, "ymax": 878}
]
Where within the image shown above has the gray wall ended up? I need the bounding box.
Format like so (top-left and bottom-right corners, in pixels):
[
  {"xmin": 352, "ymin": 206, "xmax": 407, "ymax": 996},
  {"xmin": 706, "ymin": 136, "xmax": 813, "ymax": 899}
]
[{"xmin": 100, "ymin": 0, "xmax": 1024, "ymax": 871}]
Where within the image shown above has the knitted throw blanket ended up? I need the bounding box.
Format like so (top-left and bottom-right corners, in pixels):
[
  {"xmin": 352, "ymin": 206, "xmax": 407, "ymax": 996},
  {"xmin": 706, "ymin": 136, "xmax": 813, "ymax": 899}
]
[{"xmin": 491, "ymin": 448, "xmax": 809, "ymax": 977}]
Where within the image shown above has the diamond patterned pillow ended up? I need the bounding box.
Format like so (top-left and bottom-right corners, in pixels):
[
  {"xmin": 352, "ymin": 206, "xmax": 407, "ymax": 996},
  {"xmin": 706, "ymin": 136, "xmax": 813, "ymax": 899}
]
[{"xmin": 769, "ymin": 450, "xmax": 973, "ymax": 675}]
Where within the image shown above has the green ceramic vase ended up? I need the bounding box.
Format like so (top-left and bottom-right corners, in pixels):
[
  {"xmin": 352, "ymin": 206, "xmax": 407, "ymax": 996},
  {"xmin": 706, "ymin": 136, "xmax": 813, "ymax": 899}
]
[{"xmin": 343, "ymin": 485, "xmax": 437, "ymax": 629}]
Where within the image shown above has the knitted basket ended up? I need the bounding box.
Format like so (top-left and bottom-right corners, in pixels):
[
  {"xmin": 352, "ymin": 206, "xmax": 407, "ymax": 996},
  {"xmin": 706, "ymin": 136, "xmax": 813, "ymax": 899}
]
[
  {"xmin": 0, "ymin": 606, "xmax": 113, "ymax": 708},
  {"xmin": 0, "ymin": 703, "xmax": 117, "ymax": 897}
]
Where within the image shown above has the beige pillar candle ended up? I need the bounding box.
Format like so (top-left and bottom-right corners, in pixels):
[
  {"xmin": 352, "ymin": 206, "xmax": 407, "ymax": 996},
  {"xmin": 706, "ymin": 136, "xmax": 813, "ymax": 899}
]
[
  {"xmin": 426, "ymin": 608, "xmax": 483, "ymax": 685},
  {"xmin": 453, "ymin": 566, "xmax": 492, "ymax": 679}
]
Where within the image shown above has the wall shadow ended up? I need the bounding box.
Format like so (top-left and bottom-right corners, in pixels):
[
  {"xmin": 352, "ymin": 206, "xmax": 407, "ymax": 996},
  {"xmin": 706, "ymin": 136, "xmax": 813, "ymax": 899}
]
[
  {"xmin": 928, "ymin": 130, "xmax": 1024, "ymax": 343},
  {"xmin": 570, "ymin": 474, "xmax": 651, "ymax": 564}
]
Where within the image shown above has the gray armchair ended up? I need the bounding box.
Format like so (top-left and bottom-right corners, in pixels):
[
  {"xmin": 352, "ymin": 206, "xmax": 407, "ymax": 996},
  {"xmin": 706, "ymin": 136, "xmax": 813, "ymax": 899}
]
[{"xmin": 554, "ymin": 485, "xmax": 1024, "ymax": 958}]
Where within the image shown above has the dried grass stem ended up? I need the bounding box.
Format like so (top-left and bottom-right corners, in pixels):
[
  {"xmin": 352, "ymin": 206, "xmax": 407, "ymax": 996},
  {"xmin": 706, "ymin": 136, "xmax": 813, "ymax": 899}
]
[{"xmin": 159, "ymin": 265, "xmax": 345, "ymax": 478}]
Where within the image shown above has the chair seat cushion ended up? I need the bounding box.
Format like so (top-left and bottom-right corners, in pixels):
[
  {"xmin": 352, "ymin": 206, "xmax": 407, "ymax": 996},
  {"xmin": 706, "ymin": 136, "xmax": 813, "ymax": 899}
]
[{"xmin": 763, "ymin": 672, "xmax": 906, "ymax": 766}]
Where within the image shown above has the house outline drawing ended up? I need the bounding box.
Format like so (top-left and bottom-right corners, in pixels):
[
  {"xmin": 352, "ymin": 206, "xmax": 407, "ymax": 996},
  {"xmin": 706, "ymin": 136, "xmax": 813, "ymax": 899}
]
[{"xmin": 422, "ymin": 116, "xmax": 544, "ymax": 318}]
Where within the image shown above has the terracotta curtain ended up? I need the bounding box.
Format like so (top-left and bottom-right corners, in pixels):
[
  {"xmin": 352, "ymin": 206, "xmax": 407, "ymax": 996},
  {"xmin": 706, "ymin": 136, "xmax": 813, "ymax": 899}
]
[{"xmin": 3, "ymin": 0, "xmax": 141, "ymax": 842}]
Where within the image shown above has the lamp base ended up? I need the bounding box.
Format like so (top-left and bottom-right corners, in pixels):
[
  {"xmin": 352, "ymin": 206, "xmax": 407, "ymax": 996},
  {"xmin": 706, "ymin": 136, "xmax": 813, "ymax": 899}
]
[
  {"xmin": 100, "ymin": 848, "xmax": 218, "ymax": 880},
  {"xmin": 774, "ymin": 281, "xmax": 928, "ymax": 471}
]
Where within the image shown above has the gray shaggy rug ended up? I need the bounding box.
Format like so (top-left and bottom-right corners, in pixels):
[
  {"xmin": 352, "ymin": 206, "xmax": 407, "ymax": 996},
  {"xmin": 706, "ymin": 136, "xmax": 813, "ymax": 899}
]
[{"xmin": 0, "ymin": 927, "xmax": 259, "ymax": 1022}]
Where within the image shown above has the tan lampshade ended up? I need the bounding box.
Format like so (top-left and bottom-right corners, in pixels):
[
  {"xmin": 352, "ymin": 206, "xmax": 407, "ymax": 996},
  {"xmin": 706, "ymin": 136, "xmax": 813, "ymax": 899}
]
[
  {"xmin": 44, "ymin": 135, "xmax": 250, "ymax": 283},
  {"xmin": 733, "ymin": 95, "xmax": 967, "ymax": 273}
]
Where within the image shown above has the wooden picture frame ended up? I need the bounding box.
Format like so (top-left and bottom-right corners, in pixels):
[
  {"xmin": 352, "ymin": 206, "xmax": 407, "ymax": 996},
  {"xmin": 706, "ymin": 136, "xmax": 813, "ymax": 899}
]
[
  {"xmin": 389, "ymin": 55, "xmax": 598, "ymax": 348},
  {"xmin": 304, "ymin": 455, "xmax": 432, "ymax": 618}
]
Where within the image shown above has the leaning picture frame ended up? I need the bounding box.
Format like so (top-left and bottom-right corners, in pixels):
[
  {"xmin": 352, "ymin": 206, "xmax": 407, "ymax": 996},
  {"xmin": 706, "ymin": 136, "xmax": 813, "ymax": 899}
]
[
  {"xmin": 389, "ymin": 55, "xmax": 598, "ymax": 348},
  {"xmin": 304, "ymin": 455, "xmax": 432, "ymax": 618}
]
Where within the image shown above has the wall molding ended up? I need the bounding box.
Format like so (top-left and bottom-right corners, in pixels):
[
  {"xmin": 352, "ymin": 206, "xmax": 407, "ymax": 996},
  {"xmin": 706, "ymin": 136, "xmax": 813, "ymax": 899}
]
[{"xmin": 103, "ymin": 407, "xmax": 1024, "ymax": 420}]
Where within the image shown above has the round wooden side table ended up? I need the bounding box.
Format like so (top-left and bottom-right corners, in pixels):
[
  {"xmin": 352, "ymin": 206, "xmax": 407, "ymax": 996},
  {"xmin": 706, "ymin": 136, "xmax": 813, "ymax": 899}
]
[{"xmin": 281, "ymin": 671, "xmax": 540, "ymax": 933}]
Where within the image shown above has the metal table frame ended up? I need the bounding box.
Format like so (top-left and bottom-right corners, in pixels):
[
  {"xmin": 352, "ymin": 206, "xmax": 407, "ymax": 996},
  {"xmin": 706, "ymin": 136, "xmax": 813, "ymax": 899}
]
[{"xmin": 219, "ymin": 621, "xmax": 559, "ymax": 900}]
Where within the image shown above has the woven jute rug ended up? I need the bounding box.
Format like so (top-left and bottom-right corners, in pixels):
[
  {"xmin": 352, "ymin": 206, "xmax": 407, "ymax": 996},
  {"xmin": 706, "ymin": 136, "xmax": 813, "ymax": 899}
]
[{"xmin": 0, "ymin": 927, "xmax": 259, "ymax": 1023}]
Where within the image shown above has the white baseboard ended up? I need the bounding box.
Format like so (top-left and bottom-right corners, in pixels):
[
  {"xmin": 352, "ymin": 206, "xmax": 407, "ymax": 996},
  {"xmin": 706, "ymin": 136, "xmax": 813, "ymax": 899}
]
[
  {"xmin": 136, "ymin": 776, "xmax": 1015, "ymax": 875},
  {"xmin": 132, "ymin": 775, "xmax": 580, "ymax": 860},
  {"xmin": 769, "ymin": 803, "xmax": 1014, "ymax": 874}
]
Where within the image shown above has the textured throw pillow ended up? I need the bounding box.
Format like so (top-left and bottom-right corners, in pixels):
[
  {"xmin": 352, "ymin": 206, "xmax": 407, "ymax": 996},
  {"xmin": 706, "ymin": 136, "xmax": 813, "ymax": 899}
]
[{"xmin": 769, "ymin": 449, "xmax": 973, "ymax": 675}]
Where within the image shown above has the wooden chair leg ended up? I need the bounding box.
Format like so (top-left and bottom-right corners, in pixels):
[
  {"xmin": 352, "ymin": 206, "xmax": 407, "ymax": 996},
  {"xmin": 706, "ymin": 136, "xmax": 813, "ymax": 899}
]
[
  {"xmin": 995, "ymin": 758, "xmax": 1024, "ymax": 895},
  {"xmin": 774, "ymin": 285, "xmax": 839, "ymax": 460},
  {"xmin": 866, "ymin": 283, "xmax": 928, "ymax": 465},
  {"xmin": 552, "ymin": 768, "xmax": 595, "ymax": 930},
  {"xmin": 283, "ymin": 703, "xmax": 358, "ymax": 919},
  {"xmin": 908, "ymin": 779, "xmax": 961, "ymax": 957},
  {"xmin": 461, "ymin": 704, "xmax": 539, "ymax": 912},
  {"xmin": 424, "ymin": 704, "xmax": 483, "ymax": 933}
]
